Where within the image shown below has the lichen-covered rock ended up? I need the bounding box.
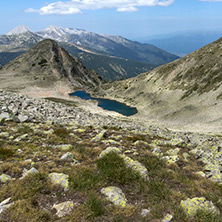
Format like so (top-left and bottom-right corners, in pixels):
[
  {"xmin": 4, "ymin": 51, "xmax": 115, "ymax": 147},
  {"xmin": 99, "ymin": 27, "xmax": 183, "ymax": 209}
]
[
  {"xmin": 91, "ymin": 130, "xmax": 107, "ymax": 142},
  {"xmin": 134, "ymin": 140, "xmax": 148, "ymax": 146},
  {"xmin": 103, "ymin": 139, "xmax": 120, "ymax": 145},
  {"xmin": 120, "ymin": 154, "xmax": 149, "ymax": 180},
  {"xmin": 210, "ymin": 170, "xmax": 222, "ymax": 183},
  {"xmin": 162, "ymin": 155, "xmax": 179, "ymax": 164},
  {"xmin": 161, "ymin": 213, "xmax": 173, "ymax": 222},
  {"xmin": 152, "ymin": 147, "xmax": 163, "ymax": 157},
  {"xmin": 61, "ymin": 152, "xmax": 74, "ymax": 160},
  {"xmin": 14, "ymin": 134, "xmax": 28, "ymax": 142},
  {"xmin": 53, "ymin": 144, "xmax": 73, "ymax": 151},
  {"xmin": 71, "ymin": 159, "xmax": 80, "ymax": 166},
  {"xmin": 49, "ymin": 173, "xmax": 69, "ymax": 191},
  {"xmin": 52, "ymin": 201, "xmax": 75, "ymax": 217},
  {"xmin": 0, "ymin": 174, "xmax": 12, "ymax": 183},
  {"xmin": 99, "ymin": 147, "xmax": 121, "ymax": 158},
  {"xmin": 101, "ymin": 186, "xmax": 128, "ymax": 208},
  {"xmin": 166, "ymin": 148, "xmax": 180, "ymax": 156},
  {"xmin": 180, "ymin": 197, "xmax": 220, "ymax": 217}
]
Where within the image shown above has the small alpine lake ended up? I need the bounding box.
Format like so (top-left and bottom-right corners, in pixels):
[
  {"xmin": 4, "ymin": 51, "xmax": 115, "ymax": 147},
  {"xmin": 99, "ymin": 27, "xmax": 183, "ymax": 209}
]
[{"xmin": 70, "ymin": 90, "xmax": 138, "ymax": 117}]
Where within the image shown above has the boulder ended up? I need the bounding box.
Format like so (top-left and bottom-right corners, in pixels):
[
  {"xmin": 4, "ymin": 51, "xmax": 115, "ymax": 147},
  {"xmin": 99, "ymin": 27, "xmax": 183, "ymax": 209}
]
[
  {"xmin": 180, "ymin": 197, "xmax": 220, "ymax": 217},
  {"xmin": 101, "ymin": 186, "xmax": 128, "ymax": 208},
  {"xmin": 52, "ymin": 201, "xmax": 75, "ymax": 217},
  {"xmin": 49, "ymin": 173, "xmax": 69, "ymax": 191}
]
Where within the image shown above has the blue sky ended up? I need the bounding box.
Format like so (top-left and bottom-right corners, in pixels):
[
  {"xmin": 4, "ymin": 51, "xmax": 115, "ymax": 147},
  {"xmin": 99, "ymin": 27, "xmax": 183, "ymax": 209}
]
[{"xmin": 1, "ymin": 0, "xmax": 222, "ymax": 39}]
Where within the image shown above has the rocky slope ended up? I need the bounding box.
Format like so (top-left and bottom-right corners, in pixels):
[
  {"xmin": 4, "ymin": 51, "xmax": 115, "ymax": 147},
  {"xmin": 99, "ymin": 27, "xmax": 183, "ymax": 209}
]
[
  {"xmin": 0, "ymin": 90, "xmax": 222, "ymax": 221},
  {"xmin": 0, "ymin": 39, "xmax": 101, "ymax": 95},
  {"xmin": 97, "ymin": 37, "xmax": 222, "ymax": 132}
]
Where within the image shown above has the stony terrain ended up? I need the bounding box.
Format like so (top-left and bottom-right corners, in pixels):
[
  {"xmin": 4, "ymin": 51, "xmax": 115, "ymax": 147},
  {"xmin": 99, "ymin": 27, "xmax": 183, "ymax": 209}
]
[{"xmin": 1, "ymin": 90, "xmax": 222, "ymax": 221}]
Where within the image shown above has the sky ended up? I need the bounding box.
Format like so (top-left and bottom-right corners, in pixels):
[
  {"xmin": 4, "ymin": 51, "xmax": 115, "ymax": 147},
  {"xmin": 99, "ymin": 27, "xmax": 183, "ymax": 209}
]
[{"xmin": 1, "ymin": 0, "xmax": 222, "ymax": 39}]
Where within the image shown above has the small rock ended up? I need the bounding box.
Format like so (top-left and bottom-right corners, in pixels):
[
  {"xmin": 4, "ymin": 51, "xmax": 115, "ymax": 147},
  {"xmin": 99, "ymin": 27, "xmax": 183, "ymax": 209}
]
[
  {"xmin": 49, "ymin": 173, "xmax": 69, "ymax": 191},
  {"xmin": 0, "ymin": 132, "xmax": 9, "ymax": 138},
  {"xmin": 0, "ymin": 198, "xmax": 14, "ymax": 215},
  {"xmin": 162, "ymin": 155, "xmax": 179, "ymax": 164},
  {"xmin": 21, "ymin": 167, "xmax": 39, "ymax": 179},
  {"xmin": 14, "ymin": 134, "xmax": 28, "ymax": 142},
  {"xmin": 99, "ymin": 147, "xmax": 121, "ymax": 158},
  {"xmin": 91, "ymin": 130, "xmax": 107, "ymax": 142},
  {"xmin": 0, "ymin": 174, "xmax": 12, "ymax": 183},
  {"xmin": 61, "ymin": 152, "xmax": 74, "ymax": 161},
  {"xmin": 52, "ymin": 201, "xmax": 75, "ymax": 217},
  {"xmin": 17, "ymin": 114, "xmax": 29, "ymax": 123},
  {"xmin": 162, "ymin": 213, "xmax": 173, "ymax": 222},
  {"xmin": 103, "ymin": 139, "xmax": 120, "ymax": 145},
  {"xmin": 134, "ymin": 140, "xmax": 148, "ymax": 146},
  {"xmin": 166, "ymin": 148, "xmax": 180, "ymax": 156},
  {"xmin": 195, "ymin": 171, "xmax": 206, "ymax": 177},
  {"xmin": 141, "ymin": 208, "xmax": 151, "ymax": 217},
  {"xmin": 101, "ymin": 186, "xmax": 128, "ymax": 208}
]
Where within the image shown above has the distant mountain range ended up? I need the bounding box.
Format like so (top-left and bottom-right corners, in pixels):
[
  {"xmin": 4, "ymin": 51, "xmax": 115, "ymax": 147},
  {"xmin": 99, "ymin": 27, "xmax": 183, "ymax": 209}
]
[
  {"xmin": 0, "ymin": 25, "xmax": 178, "ymax": 81},
  {"xmin": 143, "ymin": 31, "xmax": 222, "ymax": 57}
]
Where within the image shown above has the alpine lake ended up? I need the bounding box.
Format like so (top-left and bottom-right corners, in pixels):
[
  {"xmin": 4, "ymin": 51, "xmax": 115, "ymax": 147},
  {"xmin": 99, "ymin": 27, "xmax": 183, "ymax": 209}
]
[{"xmin": 70, "ymin": 90, "xmax": 137, "ymax": 117}]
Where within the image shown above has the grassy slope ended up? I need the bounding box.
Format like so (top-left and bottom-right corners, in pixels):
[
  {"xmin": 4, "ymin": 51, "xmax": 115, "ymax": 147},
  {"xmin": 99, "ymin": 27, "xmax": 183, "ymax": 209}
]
[{"xmin": 0, "ymin": 121, "xmax": 222, "ymax": 222}]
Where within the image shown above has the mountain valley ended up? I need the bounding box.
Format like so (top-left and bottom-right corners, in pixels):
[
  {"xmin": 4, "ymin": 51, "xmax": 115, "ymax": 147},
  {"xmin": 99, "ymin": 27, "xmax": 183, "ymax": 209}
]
[{"xmin": 1, "ymin": 27, "xmax": 222, "ymax": 222}]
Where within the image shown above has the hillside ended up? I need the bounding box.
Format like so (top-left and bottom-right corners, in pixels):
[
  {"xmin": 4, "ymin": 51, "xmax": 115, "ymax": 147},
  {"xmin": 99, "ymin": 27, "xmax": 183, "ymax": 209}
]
[
  {"xmin": 97, "ymin": 37, "xmax": 222, "ymax": 132},
  {"xmin": 0, "ymin": 90, "xmax": 222, "ymax": 221},
  {"xmin": 0, "ymin": 39, "xmax": 101, "ymax": 95}
]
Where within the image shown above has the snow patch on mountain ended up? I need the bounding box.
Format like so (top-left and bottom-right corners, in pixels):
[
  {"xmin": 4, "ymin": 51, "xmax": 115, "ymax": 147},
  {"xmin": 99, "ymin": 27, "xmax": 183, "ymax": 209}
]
[{"xmin": 7, "ymin": 25, "xmax": 32, "ymax": 35}]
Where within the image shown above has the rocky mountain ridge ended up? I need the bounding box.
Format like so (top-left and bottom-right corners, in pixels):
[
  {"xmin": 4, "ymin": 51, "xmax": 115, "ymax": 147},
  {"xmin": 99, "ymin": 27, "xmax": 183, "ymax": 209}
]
[{"xmin": 0, "ymin": 39, "xmax": 101, "ymax": 94}]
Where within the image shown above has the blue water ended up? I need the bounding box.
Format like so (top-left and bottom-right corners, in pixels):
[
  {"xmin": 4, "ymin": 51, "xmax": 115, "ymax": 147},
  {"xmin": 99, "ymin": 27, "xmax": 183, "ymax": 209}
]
[{"xmin": 70, "ymin": 90, "xmax": 137, "ymax": 117}]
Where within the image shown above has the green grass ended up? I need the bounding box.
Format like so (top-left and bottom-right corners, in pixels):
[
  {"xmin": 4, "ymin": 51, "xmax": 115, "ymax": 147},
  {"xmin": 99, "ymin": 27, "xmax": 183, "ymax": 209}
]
[
  {"xmin": 0, "ymin": 147, "xmax": 14, "ymax": 160},
  {"xmin": 97, "ymin": 152, "xmax": 141, "ymax": 185},
  {"xmin": 86, "ymin": 193, "xmax": 105, "ymax": 218}
]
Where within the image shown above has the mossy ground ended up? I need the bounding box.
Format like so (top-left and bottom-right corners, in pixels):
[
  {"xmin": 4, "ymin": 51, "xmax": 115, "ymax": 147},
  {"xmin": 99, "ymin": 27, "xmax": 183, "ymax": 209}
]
[{"xmin": 0, "ymin": 121, "xmax": 222, "ymax": 221}]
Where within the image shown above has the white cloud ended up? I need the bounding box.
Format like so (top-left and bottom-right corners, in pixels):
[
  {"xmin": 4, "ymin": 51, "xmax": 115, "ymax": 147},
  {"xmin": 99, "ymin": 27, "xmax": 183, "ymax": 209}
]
[{"xmin": 25, "ymin": 0, "xmax": 174, "ymax": 15}]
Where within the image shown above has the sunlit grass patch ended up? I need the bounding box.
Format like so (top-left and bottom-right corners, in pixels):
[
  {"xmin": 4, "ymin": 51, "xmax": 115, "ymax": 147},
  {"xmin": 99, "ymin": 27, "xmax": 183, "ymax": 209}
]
[{"xmin": 97, "ymin": 152, "xmax": 141, "ymax": 185}]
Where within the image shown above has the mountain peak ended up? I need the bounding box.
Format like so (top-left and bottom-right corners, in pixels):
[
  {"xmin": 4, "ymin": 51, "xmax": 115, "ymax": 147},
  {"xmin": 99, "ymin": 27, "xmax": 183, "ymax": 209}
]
[
  {"xmin": 0, "ymin": 39, "xmax": 101, "ymax": 91},
  {"xmin": 6, "ymin": 25, "xmax": 31, "ymax": 35}
]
